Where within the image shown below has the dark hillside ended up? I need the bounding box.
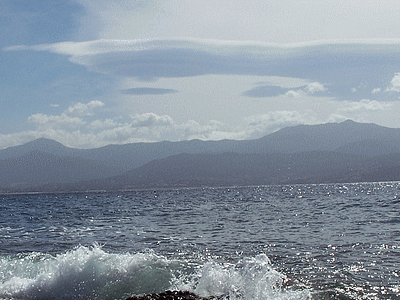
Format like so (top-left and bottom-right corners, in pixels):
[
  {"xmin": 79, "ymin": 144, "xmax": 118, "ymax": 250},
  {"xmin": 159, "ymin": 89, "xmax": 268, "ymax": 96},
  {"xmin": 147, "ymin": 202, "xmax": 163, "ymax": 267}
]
[
  {"xmin": 63, "ymin": 151, "xmax": 368, "ymax": 191},
  {"xmin": 0, "ymin": 151, "xmax": 121, "ymax": 189}
]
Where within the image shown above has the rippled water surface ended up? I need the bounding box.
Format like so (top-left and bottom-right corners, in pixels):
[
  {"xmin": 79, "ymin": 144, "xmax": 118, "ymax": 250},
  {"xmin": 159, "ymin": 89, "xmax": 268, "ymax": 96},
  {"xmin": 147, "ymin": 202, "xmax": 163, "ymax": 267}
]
[{"xmin": 1, "ymin": 183, "xmax": 400, "ymax": 299}]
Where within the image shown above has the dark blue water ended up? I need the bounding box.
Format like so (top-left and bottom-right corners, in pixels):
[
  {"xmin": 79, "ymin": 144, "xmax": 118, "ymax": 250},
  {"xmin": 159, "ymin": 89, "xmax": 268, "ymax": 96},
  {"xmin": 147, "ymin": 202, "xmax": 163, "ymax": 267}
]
[{"xmin": 1, "ymin": 183, "xmax": 400, "ymax": 299}]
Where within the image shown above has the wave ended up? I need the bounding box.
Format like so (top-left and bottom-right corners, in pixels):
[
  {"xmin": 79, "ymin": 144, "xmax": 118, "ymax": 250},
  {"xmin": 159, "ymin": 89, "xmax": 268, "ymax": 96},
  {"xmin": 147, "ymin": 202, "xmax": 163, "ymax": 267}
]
[{"xmin": 0, "ymin": 244, "xmax": 310, "ymax": 300}]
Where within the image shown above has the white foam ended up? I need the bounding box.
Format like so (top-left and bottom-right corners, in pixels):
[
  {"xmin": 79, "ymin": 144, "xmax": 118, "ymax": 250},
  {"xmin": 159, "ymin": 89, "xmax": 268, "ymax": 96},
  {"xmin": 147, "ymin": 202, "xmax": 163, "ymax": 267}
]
[
  {"xmin": 0, "ymin": 245, "xmax": 174, "ymax": 300},
  {"xmin": 1, "ymin": 247, "xmax": 310, "ymax": 300},
  {"xmin": 171, "ymin": 254, "xmax": 311, "ymax": 300}
]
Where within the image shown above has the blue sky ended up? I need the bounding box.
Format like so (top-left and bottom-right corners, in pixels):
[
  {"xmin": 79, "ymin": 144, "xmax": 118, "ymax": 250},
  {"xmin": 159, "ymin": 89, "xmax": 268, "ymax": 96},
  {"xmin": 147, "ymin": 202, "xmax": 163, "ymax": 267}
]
[{"xmin": 2, "ymin": 0, "xmax": 400, "ymax": 148}]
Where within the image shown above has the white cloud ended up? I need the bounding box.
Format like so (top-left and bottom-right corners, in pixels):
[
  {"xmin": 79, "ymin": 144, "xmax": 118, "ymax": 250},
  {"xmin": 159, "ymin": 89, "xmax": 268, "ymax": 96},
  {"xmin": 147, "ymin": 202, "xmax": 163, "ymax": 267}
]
[
  {"xmin": 305, "ymin": 82, "xmax": 326, "ymax": 94},
  {"xmin": 338, "ymin": 99, "xmax": 393, "ymax": 112},
  {"xmin": 244, "ymin": 111, "xmax": 316, "ymax": 138},
  {"xmin": 66, "ymin": 100, "xmax": 105, "ymax": 116},
  {"xmin": 285, "ymin": 90, "xmax": 302, "ymax": 98},
  {"xmin": 89, "ymin": 119, "xmax": 119, "ymax": 130},
  {"xmin": 27, "ymin": 101, "xmax": 105, "ymax": 130},
  {"xmin": 2, "ymin": 99, "xmax": 399, "ymax": 149},
  {"xmin": 84, "ymin": 117, "xmax": 237, "ymax": 146},
  {"xmin": 173, "ymin": 119, "xmax": 228, "ymax": 140},
  {"xmin": 130, "ymin": 113, "xmax": 174, "ymax": 127},
  {"xmin": 283, "ymin": 82, "xmax": 326, "ymax": 98},
  {"xmin": 387, "ymin": 73, "xmax": 400, "ymax": 92},
  {"xmin": 372, "ymin": 88, "xmax": 381, "ymax": 94},
  {"xmin": 18, "ymin": 96, "xmax": 398, "ymax": 149},
  {"xmin": 28, "ymin": 113, "xmax": 85, "ymax": 129},
  {"xmin": 17, "ymin": 103, "xmax": 239, "ymax": 148},
  {"xmin": 326, "ymin": 114, "xmax": 352, "ymax": 124}
]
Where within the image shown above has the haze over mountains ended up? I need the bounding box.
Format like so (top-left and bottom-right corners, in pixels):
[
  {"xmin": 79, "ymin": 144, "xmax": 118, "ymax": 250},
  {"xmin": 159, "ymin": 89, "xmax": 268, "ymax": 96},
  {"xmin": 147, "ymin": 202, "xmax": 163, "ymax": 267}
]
[{"xmin": 1, "ymin": 120, "xmax": 400, "ymax": 193}]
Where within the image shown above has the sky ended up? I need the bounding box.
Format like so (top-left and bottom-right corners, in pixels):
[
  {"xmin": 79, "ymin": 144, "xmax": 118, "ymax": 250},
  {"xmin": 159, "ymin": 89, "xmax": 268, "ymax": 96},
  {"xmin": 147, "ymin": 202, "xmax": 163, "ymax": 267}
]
[{"xmin": 2, "ymin": 0, "xmax": 400, "ymax": 149}]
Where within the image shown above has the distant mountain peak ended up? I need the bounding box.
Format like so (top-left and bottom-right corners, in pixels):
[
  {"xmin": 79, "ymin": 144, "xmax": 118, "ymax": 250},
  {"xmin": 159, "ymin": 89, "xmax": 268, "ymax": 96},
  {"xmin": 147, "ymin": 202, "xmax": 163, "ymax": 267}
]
[
  {"xmin": 341, "ymin": 119, "xmax": 356, "ymax": 123},
  {"xmin": 26, "ymin": 138, "xmax": 66, "ymax": 148},
  {"xmin": 0, "ymin": 138, "xmax": 73, "ymax": 161}
]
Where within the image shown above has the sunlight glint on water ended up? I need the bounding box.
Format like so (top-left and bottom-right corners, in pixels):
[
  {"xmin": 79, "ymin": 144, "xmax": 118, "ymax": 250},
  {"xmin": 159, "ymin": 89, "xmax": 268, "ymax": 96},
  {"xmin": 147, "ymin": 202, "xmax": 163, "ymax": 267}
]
[{"xmin": 1, "ymin": 182, "xmax": 400, "ymax": 299}]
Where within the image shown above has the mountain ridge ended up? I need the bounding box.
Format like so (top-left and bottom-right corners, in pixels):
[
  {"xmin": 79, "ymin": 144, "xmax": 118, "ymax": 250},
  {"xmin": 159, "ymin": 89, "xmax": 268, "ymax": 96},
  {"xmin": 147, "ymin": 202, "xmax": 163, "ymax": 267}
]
[
  {"xmin": 2, "ymin": 120, "xmax": 400, "ymax": 192},
  {"xmin": 2, "ymin": 120, "xmax": 400, "ymax": 165}
]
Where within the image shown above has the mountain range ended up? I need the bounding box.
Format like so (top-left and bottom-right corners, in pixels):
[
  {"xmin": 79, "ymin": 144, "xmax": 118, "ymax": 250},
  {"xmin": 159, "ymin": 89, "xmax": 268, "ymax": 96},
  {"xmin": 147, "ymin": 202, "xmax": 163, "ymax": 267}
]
[{"xmin": 1, "ymin": 120, "xmax": 400, "ymax": 193}]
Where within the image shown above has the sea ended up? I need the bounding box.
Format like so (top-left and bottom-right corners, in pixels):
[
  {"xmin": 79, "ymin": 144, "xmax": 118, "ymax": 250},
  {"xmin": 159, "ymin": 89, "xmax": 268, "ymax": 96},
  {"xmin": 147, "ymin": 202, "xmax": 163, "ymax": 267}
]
[{"xmin": 1, "ymin": 182, "xmax": 400, "ymax": 300}]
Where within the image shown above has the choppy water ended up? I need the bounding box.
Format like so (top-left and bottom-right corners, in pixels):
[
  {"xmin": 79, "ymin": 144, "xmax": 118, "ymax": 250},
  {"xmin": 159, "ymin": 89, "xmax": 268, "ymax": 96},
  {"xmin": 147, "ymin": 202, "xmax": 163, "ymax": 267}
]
[{"xmin": 1, "ymin": 183, "xmax": 400, "ymax": 299}]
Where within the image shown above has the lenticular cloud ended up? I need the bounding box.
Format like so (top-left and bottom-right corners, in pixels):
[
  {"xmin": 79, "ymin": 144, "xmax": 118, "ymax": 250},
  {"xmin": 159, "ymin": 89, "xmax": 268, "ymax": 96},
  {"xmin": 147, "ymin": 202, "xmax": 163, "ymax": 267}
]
[{"xmin": 10, "ymin": 38, "xmax": 400, "ymax": 102}]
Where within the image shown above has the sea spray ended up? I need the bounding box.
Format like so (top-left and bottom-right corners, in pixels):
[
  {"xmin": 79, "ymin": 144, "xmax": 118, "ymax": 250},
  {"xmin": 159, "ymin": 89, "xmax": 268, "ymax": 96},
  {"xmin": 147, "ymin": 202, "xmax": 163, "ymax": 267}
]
[
  {"xmin": 1, "ymin": 246, "xmax": 310, "ymax": 300},
  {"xmin": 0, "ymin": 245, "xmax": 175, "ymax": 300},
  {"xmin": 171, "ymin": 254, "xmax": 310, "ymax": 300}
]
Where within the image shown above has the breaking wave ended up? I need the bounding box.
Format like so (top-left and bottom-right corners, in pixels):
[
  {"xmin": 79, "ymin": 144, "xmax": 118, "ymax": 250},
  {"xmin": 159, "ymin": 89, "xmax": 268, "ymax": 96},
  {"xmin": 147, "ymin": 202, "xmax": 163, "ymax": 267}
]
[{"xmin": 0, "ymin": 244, "xmax": 310, "ymax": 300}]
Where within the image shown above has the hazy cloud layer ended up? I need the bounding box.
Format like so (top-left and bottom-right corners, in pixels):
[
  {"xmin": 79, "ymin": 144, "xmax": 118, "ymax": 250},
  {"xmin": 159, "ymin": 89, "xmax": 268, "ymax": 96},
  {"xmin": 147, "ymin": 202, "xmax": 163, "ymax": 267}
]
[
  {"xmin": 243, "ymin": 82, "xmax": 326, "ymax": 98},
  {"xmin": 76, "ymin": 0, "xmax": 400, "ymax": 43},
  {"xmin": 121, "ymin": 87, "xmax": 179, "ymax": 95},
  {"xmin": 338, "ymin": 99, "xmax": 393, "ymax": 112}
]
